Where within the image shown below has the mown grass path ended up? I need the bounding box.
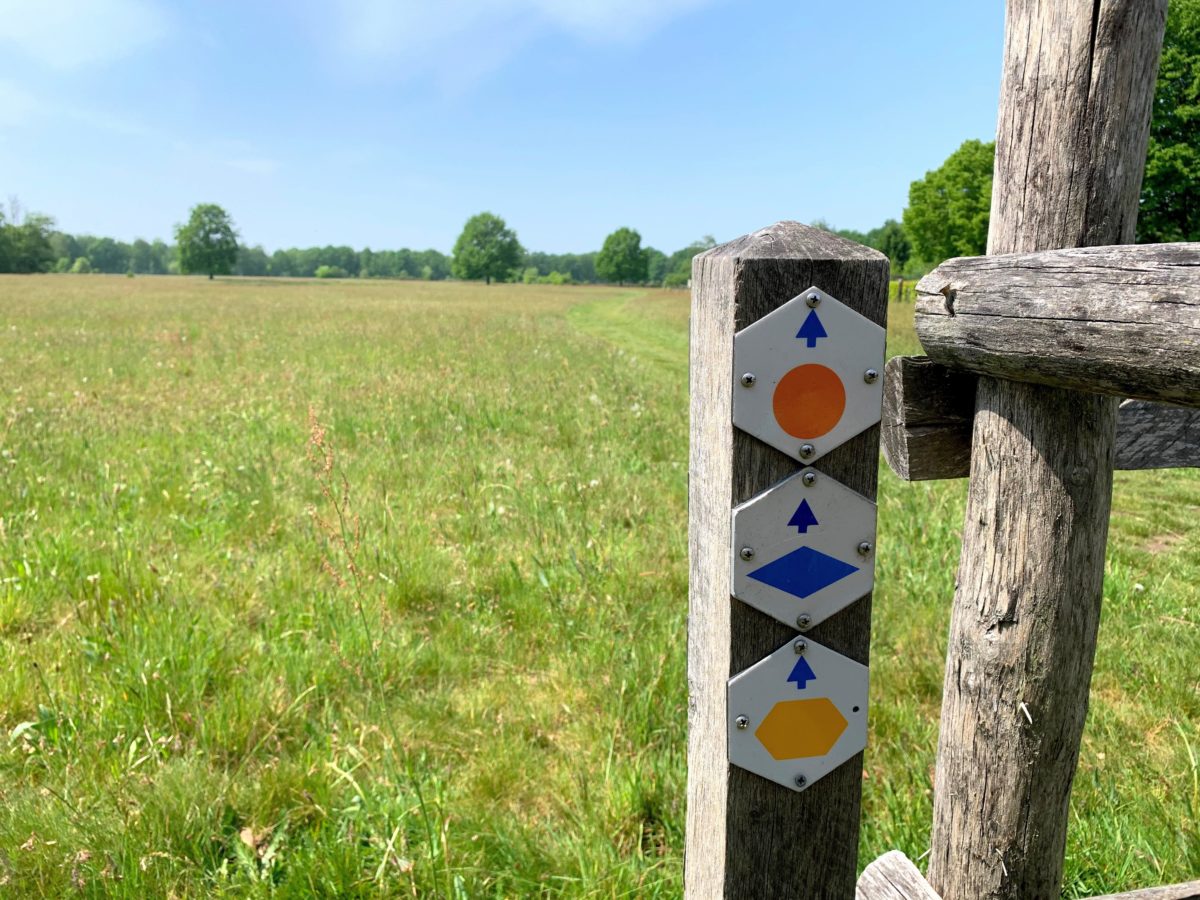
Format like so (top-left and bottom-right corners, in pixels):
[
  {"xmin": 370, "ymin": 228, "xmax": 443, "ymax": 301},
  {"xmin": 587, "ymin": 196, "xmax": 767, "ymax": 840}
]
[{"xmin": 0, "ymin": 275, "xmax": 1195, "ymax": 897}]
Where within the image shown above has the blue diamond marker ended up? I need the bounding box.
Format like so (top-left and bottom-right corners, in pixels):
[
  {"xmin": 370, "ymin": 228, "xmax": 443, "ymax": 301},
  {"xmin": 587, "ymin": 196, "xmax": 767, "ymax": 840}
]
[{"xmin": 747, "ymin": 546, "xmax": 858, "ymax": 599}]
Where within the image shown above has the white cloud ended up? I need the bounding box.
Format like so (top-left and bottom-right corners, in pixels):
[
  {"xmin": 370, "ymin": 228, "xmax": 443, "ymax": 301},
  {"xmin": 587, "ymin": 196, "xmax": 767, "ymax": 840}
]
[
  {"xmin": 0, "ymin": 0, "xmax": 169, "ymax": 69},
  {"xmin": 322, "ymin": 0, "xmax": 716, "ymax": 86}
]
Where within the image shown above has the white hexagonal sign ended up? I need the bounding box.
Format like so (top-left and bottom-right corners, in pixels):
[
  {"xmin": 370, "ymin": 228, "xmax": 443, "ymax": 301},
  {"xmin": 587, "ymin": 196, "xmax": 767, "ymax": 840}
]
[
  {"xmin": 728, "ymin": 635, "xmax": 868, "ymax": 792},
  {"xmin": 732, "ymin": 466, "xmax": 877, "ymax": 631},
  {"xmin": 732, "ymin": 286, "xmax": 885, "ymax": 463}
]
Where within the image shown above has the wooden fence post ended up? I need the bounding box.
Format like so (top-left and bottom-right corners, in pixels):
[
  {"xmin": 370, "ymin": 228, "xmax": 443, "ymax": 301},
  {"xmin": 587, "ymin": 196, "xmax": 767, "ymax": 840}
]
[
  {"xmin": 927, "ymin": 2, "xmax": 1168, "ymax": 898},
  {"xmin": 686, "ymin": 222, "xmax": 888, "ymax": 899}
]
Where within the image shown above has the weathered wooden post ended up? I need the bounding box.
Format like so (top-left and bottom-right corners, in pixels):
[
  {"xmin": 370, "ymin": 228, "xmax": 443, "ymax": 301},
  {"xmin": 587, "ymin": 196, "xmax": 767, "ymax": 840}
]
[
  {"xmin": 924, "ymin": 2, "xmax": 1168, "ymax": 897},
  {"xmin": 687, "ymin": 222, "xmax": 888, "ymax": 898}
]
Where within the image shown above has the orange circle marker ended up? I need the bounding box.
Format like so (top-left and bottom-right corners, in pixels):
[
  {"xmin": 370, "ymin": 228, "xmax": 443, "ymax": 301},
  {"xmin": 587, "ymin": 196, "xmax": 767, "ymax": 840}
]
[{"xmin": 772, "ymin": 364, "xmax": 846, "ymax": 439}]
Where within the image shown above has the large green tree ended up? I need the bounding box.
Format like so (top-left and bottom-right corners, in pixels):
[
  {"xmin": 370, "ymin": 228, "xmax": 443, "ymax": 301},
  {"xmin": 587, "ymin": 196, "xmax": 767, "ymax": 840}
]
[
  {"xmin": 1139, "ymin": 0, "xmax": 1200, "ymax": 242},
  {"xmin": 596, "ymin": 227, "xmax": 648, "ymax": 285},
  {"xmin": 175, "ymin": 203, "xmax": 239, "ymax": 279},
  {"xmin": 903, "ymin": 139, "xmax": 994, "ymax": 267},
  {"xmin": 451, "ymin": 212, "xmax": 523, "ymax": 285}
]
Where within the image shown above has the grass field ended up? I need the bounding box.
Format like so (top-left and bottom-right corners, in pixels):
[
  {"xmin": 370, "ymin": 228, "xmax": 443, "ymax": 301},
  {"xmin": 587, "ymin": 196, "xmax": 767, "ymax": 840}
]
[{"xmin": 0, "ymin": 274, "xmax": 1196, "ymax": 897}]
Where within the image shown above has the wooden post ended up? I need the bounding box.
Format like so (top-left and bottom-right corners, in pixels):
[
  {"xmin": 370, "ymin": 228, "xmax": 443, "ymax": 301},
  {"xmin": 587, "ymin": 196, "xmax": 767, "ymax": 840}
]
[
  {"xmin": 927, "ymin": 2, "xmax": 1168, "ymax": 898},
  {"xmin": 687, "ymin": 222, "xmax": 888, "ymax": 899}
]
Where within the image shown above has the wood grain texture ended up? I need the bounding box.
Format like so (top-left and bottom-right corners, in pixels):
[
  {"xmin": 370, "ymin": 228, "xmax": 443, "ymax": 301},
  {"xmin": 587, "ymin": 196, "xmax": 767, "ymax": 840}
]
[
  {"xmin": 1083, "ymin": 880, "xmax": 1200, "ymax": 900},
  {"xmin": 686, "ymin": 221, "xmax": 888, "ymax": 900},
  {"xmin": 856, "ymin": 851, "xmax": 942, "ymax": 900},
  {"xmin": 882, "ymin": 356, "xmax": 1200, "ymax": 480},
  {"xmin": 881, "ymin": 356, "xmax": 973, "ymax": 481},
  {"xmin": 914, "ymin": 243, "xmax": 1200, "ymax": 406},
  {"xmin": 927, "ymin": 2, "xmax": 1168, "ymax": 899}
]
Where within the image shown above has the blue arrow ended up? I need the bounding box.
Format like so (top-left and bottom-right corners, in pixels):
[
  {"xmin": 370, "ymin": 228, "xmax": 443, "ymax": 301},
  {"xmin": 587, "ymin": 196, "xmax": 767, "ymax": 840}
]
[
  {"xmin": 796, "ymin": 310, "xmax": 828, "ymax": 348},
  {"xmin": 787, "ymin": 499, "xmax": 819, "ymax": 534},
  {"xmin": 788, "ymin": 656, "xmax": 817, "ymax": 690},
  {"xmin": 748, "ymin": 546, "xmax": 858, "ymax": 599}
]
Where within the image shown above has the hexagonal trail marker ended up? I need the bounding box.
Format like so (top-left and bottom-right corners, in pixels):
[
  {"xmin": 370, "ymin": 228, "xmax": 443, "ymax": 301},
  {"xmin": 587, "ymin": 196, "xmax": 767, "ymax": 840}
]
[
  {"xmin": 728, "ymin": 635, "xmax": 868, "ymax": 793},
  {"xmin": 733, "ymin": 286, "xmax": 885, "ymax": 464},
  {"xmin": 732, "ymin": 466, "xmax": 878, "ymax": 630}
]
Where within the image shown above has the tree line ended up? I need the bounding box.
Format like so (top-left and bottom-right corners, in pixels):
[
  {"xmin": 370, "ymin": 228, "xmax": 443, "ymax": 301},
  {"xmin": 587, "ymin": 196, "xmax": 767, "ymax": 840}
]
[{"xmin": 2, "ymin": 0, "xmax": 1195, "ymax": 284}]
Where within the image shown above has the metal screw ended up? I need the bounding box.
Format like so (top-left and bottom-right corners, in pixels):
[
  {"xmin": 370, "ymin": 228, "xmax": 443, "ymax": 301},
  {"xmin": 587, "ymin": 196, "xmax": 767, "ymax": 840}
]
[
  {"xmin": 796, "ymin": 613, "xmax": 812, "ymax": 630},
  {"xmin": 857, "ymin": 541, "xmax": 873, "ymax": 556},
  {"xmin": 864, "ymin": 368, "xmax": 879, "ymax": 384},
  {"xmin": 740, "ymin": 372, "xmax": 757, "ymax": 387},
  {"xmin": 794, "ymin": 774, "xmax": 808, "ymax": 788},
  {"xmin": 735, "ymin": 715, "xmax": 749, "ymax": 730},
  {"xmin": 793, "ymin": 639, "xmax": 807, "ymax": 655},
  {"xmin": 798, "ymin": 443, "xmax": 815, "ymax": 459},
  {"xmin": 806, "ymin": 292, "xmax": 820, "ymax": 308},
  {"xmin": 740, "ymin": 546, "xmax": 755, "ymax": 561},
  {"xmin": 802, "ymin": 472, "xmax": 817, "ymax": 486}
]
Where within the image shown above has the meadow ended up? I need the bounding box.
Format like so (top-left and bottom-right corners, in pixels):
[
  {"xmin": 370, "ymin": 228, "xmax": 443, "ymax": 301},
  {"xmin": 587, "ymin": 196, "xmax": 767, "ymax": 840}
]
[{"xmin": 0, "ymin": 275, "xmax": 1196, "ymax": 897}]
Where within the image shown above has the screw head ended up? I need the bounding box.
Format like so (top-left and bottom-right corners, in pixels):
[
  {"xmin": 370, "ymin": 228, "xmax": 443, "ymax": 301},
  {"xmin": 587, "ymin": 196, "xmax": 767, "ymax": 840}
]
[
  {"xmin": 739, "ymin": 546, "xmax": 755, "ymax": 561},
  {"xmin": 794, "ymin": 774, "xmax": 808, "ymax": 788},
  {"xmin": 798, "ymin": 443, "xmax": 815, "ymax": 459},
  {"xmin": 735, "ymin": 715, "xmax": 749, "ymax": 730},
  {"xmin": 864, "ymin": 368, "xmax": 879, "ymax": 384},
  {"xmin": 793, "ymin": 639, "xmax": 807, "ymax": 655},
  {"xmin": 740, "ymin": 372, "xmax": 757, "ymax": 387},
  {"xmin": 802, "ymin": 472, "xmax": 817, "ymax": 486},
  {"xmin": 857, "ymin": 541, "xmax": 873, "ymax": 556},
  {"xmin": 806, "ymin": 292, "xmax": 820, "ymax": 308},
  {"xmin": 796, "ymin": 613, "xmax": 813, "ymax": 630}
]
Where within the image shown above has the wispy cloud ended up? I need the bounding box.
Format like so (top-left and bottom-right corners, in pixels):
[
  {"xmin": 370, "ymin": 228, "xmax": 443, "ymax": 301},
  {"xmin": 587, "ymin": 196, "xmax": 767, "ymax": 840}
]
[
  {"xmin": 321, "ymin": 0, "xmax": 716, "ymax": 87},
  {"xmin": 0, "ymin": 0, "xmax": 170, "ymax": 69}
]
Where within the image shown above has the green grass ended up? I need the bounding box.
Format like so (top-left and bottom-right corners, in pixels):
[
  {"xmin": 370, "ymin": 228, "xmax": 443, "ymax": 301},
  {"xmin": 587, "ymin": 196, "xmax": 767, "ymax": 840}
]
[{"xmin": 0, "ymin": 274, "xmax": 1196, "ymax": 897}]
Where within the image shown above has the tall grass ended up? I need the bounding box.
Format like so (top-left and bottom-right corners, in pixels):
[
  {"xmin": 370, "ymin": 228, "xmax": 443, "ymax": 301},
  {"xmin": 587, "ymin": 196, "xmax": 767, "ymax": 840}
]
[{"xmin": 0, "ymin": 274, "xmax": 1195, "ymax": 896}]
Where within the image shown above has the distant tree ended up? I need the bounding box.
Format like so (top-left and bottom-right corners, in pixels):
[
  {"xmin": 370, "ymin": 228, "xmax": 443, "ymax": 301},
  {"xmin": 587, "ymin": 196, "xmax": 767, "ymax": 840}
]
[
  {"xmin": 6, "ymin": 213, "xmax": 57, "ymax": 273},
  {"xmin": 451, "ymin": 212, "xmax": 523, "ymax": 285},
  {"xmin": 644, "ymin": 247, "xmax": 668, "ymax": 285},
  {"xmin": 1139, "ymin": 0, "xmax": 1200, "ymax": 242},
  {"xmin": 175, "ymin": 203, "xmax": 239, "ymax": 279},
  {"xmin": 867, "ymin": 219, "xmax": 912, "ymax": 274},
  {"xmin": 130, "ymin": 239, "xmax": 155, "ymax": 274},
  {"xmin": 663, "ymin": 236, "xmax": 717, "ymax": 288},
  {"xmin": 234, "ymin": 244, "xmax": 270, "ymax": 277},
  {"xmin": 70, "ymin": 256, "xmax": 92, "ymax": 274},
  {"xmin": 314, "ymin": 264, "xmax": 349, "ymax": 278},
  {"xmin": 596, "ymin": 227, "xmax": 648, "ymax": 285},
  {"xmin": 903, "ymin": 139, "xmax": 994, "ymax": 266},
  {"xmin": 87, "ymin": 237, "xmax": 131, "ymax": 274}
]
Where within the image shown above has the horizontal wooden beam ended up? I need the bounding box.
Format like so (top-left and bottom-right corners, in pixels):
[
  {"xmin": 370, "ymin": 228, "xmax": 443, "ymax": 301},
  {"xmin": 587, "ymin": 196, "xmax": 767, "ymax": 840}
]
[
  {"xmin": 914, "ymin": 242, "xmax": 1200, "ymax": 407},
  {"xmin": 856, "ymin": 851, "xmax": 1199, "ymax": 900},
  {"xmin": 1085, "ymin": 880, "xmax": 1200, "ymax": 900},
  {"xmin": 882, "ymin": 356, "xmax": 1200, "ymax": 481},
  {"xmin": 857, "ymin": 852, "xmax": 941, "ymax": 900}
]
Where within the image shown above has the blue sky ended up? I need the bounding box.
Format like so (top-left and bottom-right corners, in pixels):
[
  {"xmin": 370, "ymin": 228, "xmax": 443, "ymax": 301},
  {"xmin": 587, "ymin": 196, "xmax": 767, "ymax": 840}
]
[{"xmin": 0, "ymin": 1, "xmax": 1004, "ymax": 254}]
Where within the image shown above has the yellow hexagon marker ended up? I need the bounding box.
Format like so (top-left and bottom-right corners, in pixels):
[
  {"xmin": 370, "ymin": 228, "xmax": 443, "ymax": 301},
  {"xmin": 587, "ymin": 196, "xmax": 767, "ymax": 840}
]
[{"xmin": 754, "ymin": 698, "xmax": 848, "ymax": 760}]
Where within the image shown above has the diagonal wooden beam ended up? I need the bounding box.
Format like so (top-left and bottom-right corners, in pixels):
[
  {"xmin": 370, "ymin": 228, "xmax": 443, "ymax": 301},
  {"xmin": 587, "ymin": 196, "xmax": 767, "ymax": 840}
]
[
  {"xmin": 914, "ymin": 243, "xmax": 1200, "ymax": 408},
  {"xmin": 882, "ymin": 356, "xmax": 1200, "ymax": 481}
]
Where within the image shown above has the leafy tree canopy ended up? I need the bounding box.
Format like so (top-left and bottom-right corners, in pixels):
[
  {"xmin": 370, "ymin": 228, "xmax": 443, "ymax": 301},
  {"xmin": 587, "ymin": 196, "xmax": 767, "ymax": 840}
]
[
  {"xmin": 662, "ymin": 236, "xmax": 717, "ymax": 288},
  {"xmin": 175, "ymin": 203, "xmax": 239, "ymax": 279},
  {"xmin": 903, "ymin": 139, "xmax": 994, "ymax": 267},
  {"xmin": 451, "ymin": 212, "xmax": 523, "ymax": 285},
  {"xmin": 1139, "ymin": 0, "xmax": 1200, "ymax": 242},
  {"xmin": 596, "ymin": 227, "xmax": 648, "ymax": 285}
]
